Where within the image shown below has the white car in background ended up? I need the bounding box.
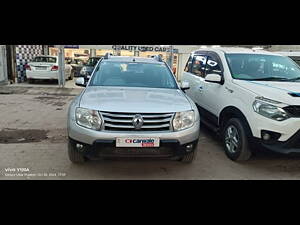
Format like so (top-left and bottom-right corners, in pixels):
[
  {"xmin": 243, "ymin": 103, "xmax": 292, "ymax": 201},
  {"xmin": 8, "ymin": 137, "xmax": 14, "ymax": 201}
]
[{"xmin": 25, "ymin": 55, "xmax": 72, "ymax": 83}]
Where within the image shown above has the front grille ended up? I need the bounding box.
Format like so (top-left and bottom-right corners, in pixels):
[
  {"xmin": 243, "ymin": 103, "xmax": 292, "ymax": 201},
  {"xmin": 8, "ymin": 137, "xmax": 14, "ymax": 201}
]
[
  {"xmin": 283, "ymin": 106, "xmax": 300, "ymax": 117},
  {"xmin": 100, "ymin": 111, "xmax": 174, "ymax": 132}
]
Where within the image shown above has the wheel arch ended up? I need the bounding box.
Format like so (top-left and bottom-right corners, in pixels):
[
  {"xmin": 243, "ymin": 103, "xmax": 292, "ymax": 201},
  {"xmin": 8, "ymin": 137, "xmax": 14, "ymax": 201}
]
[{"xmin": 218, "ymin": 106, "xmax": 253, "ymax": 138}]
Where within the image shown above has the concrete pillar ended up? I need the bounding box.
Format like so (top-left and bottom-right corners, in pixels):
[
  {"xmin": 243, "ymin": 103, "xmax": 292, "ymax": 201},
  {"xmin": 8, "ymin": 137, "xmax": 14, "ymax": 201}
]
[
  {"xmin": 90, "ymin": 49, "xmax": 96, "ymax": 57},
  {"xmin": 0, "ymin": 45, "xmax": 8, "ymax": 84},
  {"xmin": 177, "ymin": 53, "xmax": 190, "ymax": 82},
  {"xmin": 58, "ymin": 46, "xmax": 65, "ymax": 87}
]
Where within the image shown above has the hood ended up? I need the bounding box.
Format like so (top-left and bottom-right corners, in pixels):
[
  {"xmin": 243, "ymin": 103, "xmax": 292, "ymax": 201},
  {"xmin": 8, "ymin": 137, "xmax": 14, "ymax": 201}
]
[
  {"xmin": 79, "ymin": 87, "xmax": 192, "ymax": 113},
  {"xmin": 233, "ymin": 80, "xmax": 300, "ymax": 105}
]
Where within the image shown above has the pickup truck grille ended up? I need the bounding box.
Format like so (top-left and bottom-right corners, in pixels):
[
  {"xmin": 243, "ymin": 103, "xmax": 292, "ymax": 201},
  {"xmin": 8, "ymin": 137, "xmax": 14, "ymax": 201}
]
[
  {"xmin": 100, "ymin": 111, "xmax": 174, "ymax": 132},
  {"xmin": 283, "ymin": 106, "xmax": 300, "ymax": 117}
]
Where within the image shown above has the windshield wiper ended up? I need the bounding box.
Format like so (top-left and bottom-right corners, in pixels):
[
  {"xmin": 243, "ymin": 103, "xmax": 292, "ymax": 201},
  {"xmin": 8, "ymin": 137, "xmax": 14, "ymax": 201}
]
[
  {"xmin": 251, "ymin": 77, "xmax": 290, "ymax": 81},
  {"xmin": 286, "ymin": 77, "xmax": 300, "ymax": 82}
]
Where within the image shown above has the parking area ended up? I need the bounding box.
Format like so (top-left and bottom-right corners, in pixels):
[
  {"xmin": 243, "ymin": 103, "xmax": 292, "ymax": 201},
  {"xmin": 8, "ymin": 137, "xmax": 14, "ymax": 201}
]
[
  {"xmin": 7, "ymin": 78, "xmax": 79, "ymax": 89},
  {"xmin": 1, "ymin": 86, "xmax": 300, "ymax": 180}
]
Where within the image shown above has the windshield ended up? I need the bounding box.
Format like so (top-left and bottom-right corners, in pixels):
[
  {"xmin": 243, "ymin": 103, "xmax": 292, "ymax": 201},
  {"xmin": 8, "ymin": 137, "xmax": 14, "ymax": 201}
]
[
  {"xmin": 86, "ymin": 57, "xmax": 101, "ymax": 66},
  {"xmin": 90, "ymin": 61, "xmax": 178, "ymax": 89},
  {"xmin": 32, "ymin": 56, "xmax": 57, "ymax": 63},
  {"xmin": 289, "ymin": 56, "xmax": 300, "ymax": 67},
  {"xmin": 226, "ymin": 54, "xmax": 300, "ymax": 81}
]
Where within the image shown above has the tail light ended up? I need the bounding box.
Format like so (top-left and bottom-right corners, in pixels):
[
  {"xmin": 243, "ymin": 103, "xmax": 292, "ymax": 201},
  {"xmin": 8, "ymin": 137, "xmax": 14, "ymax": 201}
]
[
  {"xmin": 51, "ymin": 65, "xmax": 59, "ymax": 71},
  {"xmin": 25, "ymin": 64, "xmax": 31, "ymax": 70}
]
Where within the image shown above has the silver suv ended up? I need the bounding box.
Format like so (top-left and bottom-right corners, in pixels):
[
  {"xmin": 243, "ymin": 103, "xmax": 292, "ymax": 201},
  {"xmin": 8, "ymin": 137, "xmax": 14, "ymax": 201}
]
[{"xmin": 67, "ymin": 54, "xmax": 200, "ymax": 163}]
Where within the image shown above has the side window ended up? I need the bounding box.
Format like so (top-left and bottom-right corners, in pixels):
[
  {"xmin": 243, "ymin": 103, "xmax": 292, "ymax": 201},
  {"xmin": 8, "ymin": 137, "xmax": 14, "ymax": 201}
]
[
  {"xmin": 184, "ymin": 56, "xmax": 193, "ymax": 72},
  {"xmin": 205, "ymin": 55, "xmax": 222, "ymax": 76},
  {"xmin": 191, "ymin": 55, "xmax": 207, "ymax": 78}
]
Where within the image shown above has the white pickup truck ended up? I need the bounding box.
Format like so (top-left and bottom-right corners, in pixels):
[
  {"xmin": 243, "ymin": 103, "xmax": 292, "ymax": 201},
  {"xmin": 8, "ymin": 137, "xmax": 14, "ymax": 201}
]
[{"xmin": 182, "ymin": 47, "xmax": 300, "ymax": 161}]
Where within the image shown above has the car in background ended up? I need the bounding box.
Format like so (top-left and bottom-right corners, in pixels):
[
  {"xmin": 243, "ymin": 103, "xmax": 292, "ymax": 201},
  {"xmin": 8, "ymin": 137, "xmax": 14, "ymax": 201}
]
[
  {"xmin": 79, "ymin": 56, "xmax": 102, "ymax": 81},
  {"xmin": 25, "ymin": 55, "xmax": 72, "ymax": 83},
  {"xmin": 67, "ymin": 54, "xmax": 200, "ymax": 163},
  {"xmin": 68, "ymin": 58, "xmax": 86, "ymax": 78}
]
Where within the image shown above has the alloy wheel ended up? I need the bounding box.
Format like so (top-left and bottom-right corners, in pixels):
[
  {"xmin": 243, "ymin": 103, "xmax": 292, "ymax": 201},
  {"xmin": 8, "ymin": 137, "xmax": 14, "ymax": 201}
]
[{"xmin": 225, "ymin": 125, "xmax": 240, "ymax": 154}]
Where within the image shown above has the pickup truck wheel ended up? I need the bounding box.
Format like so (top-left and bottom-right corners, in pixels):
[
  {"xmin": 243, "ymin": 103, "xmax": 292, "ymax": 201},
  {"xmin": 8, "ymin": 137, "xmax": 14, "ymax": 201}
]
[
  {"xmin": 222, "ymin": 118, "xmax": 252, "ymax": 161},
  {"xmin": 68, "ymin": 140, "xmax": 86, "ymax": 164}
]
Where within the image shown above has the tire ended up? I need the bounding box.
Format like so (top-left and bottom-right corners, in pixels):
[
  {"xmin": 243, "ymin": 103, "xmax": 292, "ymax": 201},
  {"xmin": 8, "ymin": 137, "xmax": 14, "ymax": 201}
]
[
  {"xmin": 222, "ymin": 118, "xmax": 252, "ymax": 161},
  {"xmin": 68, "ymin": 140, "xmax": 86, "ymax": 164}
]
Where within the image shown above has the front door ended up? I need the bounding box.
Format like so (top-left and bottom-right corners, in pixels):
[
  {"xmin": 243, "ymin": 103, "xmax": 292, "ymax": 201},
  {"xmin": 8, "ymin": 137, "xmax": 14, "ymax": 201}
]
[
  {"xmin": 202, "ymin": 53, "xmax": 225, "ymax": 116},
  {"xmin": 182, "ymin": 54, "xmax": 208, "ymax": 108}
]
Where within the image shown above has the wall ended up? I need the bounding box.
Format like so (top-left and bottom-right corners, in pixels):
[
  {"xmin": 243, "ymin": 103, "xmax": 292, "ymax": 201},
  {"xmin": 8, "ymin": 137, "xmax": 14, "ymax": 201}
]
[
  {"xmin": 268, "ymin": 45, "xmax": 300, "ymax": 52},
  {"xmin": 15, "ymin": 45, "xmax": 43, "ymax": 82}
]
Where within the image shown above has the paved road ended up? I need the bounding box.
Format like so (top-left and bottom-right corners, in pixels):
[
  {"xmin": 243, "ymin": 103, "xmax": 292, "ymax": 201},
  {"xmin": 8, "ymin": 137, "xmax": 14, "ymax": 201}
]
[{"xmin": 1, "ymin": 87, "xmax": 300, "ymax": 180}]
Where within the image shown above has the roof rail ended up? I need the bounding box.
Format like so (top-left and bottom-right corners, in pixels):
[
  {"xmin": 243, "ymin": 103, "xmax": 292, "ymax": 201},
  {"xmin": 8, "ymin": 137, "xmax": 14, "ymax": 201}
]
[
  {"xmin": 104, "ymin": 52, "xmax": 112, "ymax": 59},
  {"xmin": 151, "ymin": 55, "xmax": 163, "ymax": 62}
]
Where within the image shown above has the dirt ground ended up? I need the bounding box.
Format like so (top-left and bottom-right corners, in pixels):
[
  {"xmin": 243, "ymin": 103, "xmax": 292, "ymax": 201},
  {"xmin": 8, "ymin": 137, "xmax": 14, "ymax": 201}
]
[{"xmin": 1, "ymin": 86, "xmax": 300, "ymax": 180}]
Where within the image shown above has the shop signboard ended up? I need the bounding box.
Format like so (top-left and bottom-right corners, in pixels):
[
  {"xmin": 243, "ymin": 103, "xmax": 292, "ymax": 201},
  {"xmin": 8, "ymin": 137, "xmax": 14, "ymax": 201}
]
[
  {"xmin": 112, "ymin": 45, "xmax": 178, "ymax": 53},
  {"xmin": 64, "ymin": 45, "xmax": 79, "ymax": 49}
]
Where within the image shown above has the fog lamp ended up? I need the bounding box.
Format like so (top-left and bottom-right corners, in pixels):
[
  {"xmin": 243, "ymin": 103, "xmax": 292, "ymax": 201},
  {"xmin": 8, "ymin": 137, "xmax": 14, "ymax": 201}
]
[
  {"xmin": 186, "ymin": 144, "xmax": 194, "ymax": 152},
  {"xmin": 76, "ymin": 143, "xmax": 84, "ymax": 150}
]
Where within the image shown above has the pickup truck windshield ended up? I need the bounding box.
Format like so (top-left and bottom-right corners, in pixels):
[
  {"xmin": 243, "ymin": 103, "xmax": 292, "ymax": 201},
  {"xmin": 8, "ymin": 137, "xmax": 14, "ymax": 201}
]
[
  {"xmin": 90, "ymin": 61, "xmax": 178, "ymax": 89},
  {"xmin": 226, "ymin": 54, "xmax": 300, "ymax": 81}
]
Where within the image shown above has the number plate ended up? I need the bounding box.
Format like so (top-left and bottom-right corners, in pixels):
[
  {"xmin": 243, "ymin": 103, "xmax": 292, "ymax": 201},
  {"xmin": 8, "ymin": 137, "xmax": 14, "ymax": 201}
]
[
  {"xmin": 36, "ymin": 66, "xmax": 47, "ymax": 70},
  {"xmin": 116, "ymin": 137, "xmax": 160, "ymax": 148}
]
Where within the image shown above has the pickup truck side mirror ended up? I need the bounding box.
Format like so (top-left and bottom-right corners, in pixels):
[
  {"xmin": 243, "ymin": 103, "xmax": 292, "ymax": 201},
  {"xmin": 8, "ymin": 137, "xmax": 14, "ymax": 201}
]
[
  {"xmin": 205, "ymin": 73, "xmax": 223, "ymax": 84},
  {"xmin": 75, "ymin": 77, "xmax": 86, "ymax": 87},
  {"xmin": 180, "ymin": 81, "xmax": 190, "ymax": 91}
]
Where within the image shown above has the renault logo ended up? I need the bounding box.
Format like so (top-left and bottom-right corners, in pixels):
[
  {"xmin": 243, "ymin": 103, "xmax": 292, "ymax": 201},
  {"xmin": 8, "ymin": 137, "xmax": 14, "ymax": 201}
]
[{"xmin": 132, "ymin": 114, "xmax": 144, "ymax": 130}]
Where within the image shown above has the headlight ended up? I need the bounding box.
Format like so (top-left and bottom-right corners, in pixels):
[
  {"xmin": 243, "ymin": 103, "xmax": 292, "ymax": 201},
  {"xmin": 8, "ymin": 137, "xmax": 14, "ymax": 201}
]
[
  {"xmin": 75, "ymin": 107, "xmax": 102, "ymax": 130},
  {"xmin": 253, "ymin": 100, "xmax": 290, "ymax": 121},
  {"xmin": 173, "ymin": 110, "xmax": 195, "ymax": 131}
]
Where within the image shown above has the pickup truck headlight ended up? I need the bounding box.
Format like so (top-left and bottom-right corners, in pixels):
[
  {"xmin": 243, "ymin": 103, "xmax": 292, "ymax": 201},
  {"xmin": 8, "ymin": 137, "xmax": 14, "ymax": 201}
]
[
  {"xmin": 173, "ymin": 110, "xmax": 195, "ymax": 131},
  {"xmin": 75, "ymin": 107, "xmax": 102, "ymax": 130},
  {"xmin": 253, "ymin": 100, "xmax": 290, "ymax": 121}
]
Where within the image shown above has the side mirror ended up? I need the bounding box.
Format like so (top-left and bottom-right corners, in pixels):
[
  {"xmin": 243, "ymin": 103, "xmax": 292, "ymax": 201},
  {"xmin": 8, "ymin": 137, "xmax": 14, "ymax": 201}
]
[
  {"xmin": 75, "ymin": 77, "xmax": 86, "ymax": 87},
  {"xmin": 180, "ymin": 81, "xmax": 190, "ymax": 91},
  {"xmin": 205, "ymin": 73, "xmax": 223, "ymax": 84}
]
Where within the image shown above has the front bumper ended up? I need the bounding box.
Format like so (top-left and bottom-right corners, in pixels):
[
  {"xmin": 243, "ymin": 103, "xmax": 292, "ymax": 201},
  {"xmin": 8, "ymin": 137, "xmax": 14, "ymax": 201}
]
[
  {"xmin": 69, "ymin": 137, "xmax": 199, "ymax": 159},
  {"xmin": 254, "ymin": 129, "xmax": 300, "ymax": 154},
  {"xmin": 249, "ymin": 112, "xmax": 300, "ymax": 142},
  {"xmin": 68, "ymin": 119, "xmax": 200, "ymax": 146}
]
